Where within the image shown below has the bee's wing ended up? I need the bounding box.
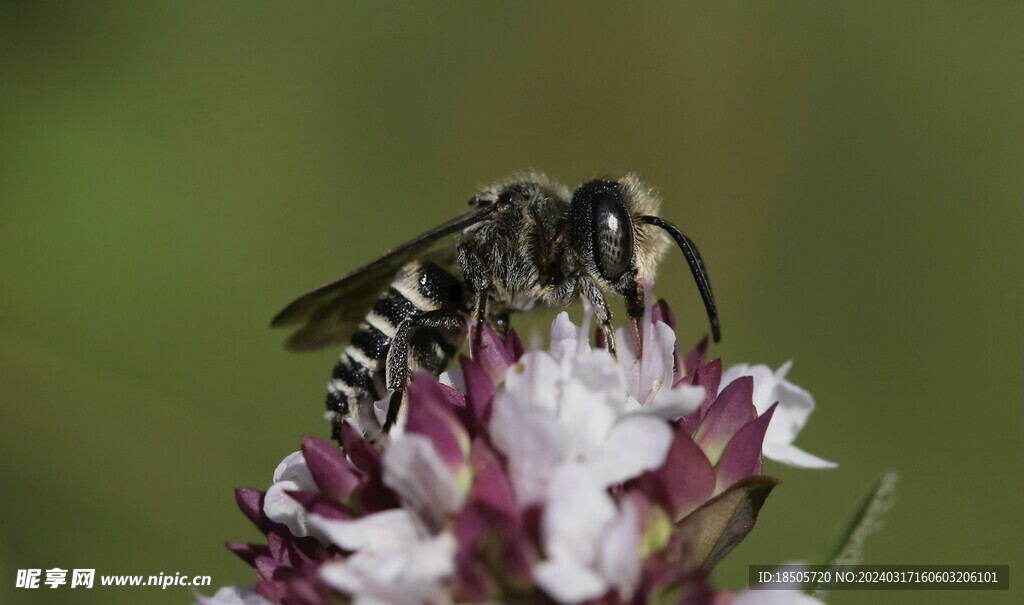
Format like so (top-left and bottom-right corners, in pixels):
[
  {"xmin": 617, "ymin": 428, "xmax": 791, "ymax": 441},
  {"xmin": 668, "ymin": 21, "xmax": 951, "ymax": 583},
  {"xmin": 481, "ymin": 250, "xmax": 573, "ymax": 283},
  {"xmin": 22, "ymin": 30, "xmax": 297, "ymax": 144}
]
[{"xmin": 271, "ymin": 205, "xmax": 494, "ymax": 351}]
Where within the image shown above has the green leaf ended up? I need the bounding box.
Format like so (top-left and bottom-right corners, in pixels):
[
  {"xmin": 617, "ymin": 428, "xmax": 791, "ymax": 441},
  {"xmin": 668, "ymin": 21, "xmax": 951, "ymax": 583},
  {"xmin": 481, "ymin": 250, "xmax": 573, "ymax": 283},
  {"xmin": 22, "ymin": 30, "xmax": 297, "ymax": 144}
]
[
  {"xmin": 806, "ymin": 471, "xmax": 899, "ymax": 596},
  {"xmin": 676, "ymin": 476, "xmax": 779, "ymax": 570}
]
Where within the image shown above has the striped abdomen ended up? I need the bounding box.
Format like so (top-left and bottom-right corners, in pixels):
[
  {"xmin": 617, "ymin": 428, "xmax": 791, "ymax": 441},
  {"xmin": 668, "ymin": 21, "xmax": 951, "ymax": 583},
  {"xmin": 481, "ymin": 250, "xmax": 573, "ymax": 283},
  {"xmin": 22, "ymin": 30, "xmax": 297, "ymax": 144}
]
[{"xmin": 326, "ymin": 261, "xmax": 466, "ymax": 440}]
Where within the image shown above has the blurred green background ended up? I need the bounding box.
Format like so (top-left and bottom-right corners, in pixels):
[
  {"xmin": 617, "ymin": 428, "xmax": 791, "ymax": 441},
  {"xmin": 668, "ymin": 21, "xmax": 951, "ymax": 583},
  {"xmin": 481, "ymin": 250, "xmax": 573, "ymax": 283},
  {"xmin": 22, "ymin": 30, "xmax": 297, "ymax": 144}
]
[{"xmin": 1, "ymin": 2, "xmax": 1021, "ymax": 604}]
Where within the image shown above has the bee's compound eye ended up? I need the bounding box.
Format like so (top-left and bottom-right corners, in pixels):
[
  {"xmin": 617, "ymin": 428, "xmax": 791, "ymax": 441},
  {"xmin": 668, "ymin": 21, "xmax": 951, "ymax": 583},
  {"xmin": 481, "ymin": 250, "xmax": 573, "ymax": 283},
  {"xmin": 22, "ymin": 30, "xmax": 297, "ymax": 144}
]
[{"xmin": 590, "ymin": 189, "xmax": 634, "ymax": 281}]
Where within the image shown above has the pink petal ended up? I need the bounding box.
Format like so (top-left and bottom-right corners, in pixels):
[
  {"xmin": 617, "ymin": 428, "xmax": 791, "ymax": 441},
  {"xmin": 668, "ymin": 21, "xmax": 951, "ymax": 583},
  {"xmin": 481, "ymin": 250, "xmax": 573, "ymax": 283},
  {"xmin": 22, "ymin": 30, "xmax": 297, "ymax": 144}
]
[
  {"xmin": 468, "ymin": 438, "xmax": 518, "ymax": 522},
  {"xmin": 406, "ymin": 372, "xmax": 470, "ymax": 471},
  {"xmin": 235, "ymin": 488, "xmax": 268, "ymax": 529},
  {"xmin": 338, "ymin": 422, "xmax": 398, "ymax": 513},
  {"xmin": 715, "ymin": 405, "xmax": 776, "ymax": 494},
  {"xmin": 254, "ymin": 555, "xmax": 281, "ymax": 582},
  {"xmin": 638, "ymin": 427, "xmax": 716, "ymax": 521},
  {"xmin": 454, "ymin": 473, "xmax": 533, "ymax": 591},
  {"xmin": 255, "ymin": 580, "xmax": 288, "ymax": 604},
  {"xmin": 695, "ymin": 359, "xmax": 723, "ymax": 416},
  {"xmin": 471, "ymin": 322, "xmax": 515, "ymax": 382},
  {"xmin": 282, "ymin": 577, "xmax": 327, "ymax": 605},
  {"xmin": 460, "ymin": 355, "xmax": 497, "ymax": 425},
  {"xmin": 505, "ymin": 328, "xmax": 525, "ymax": 359},
  {"xmin": 454, "ymin": 493, "xmax": 532, "ymax": 592},
  {"xmin": 695, "ymin": 377, "xmax": 756, "ymax": 464},
  {"xmin": 267, "ymin": 531, "xmax": 306, "ymax": 567},
  {"xmin": 226, "ymin": 542, "xmax": 269, "ymax": 568},
  {"xmin": 651, "ymin": 298, "xmax": 676, "ymax": 330},
  {"xmin": 338, "ymin": 421, "xmax": 380, "ymax": 474},
  {"xmin": 678, "ymin": 359, "xmax": 722, "ymax": 435},
  {"xmin": 300, "ymin": 436, "xmax": 363, "ymax": 505},
  {"xmin": 683, "ymin": 337, "xmax": 709, "ymax": 376}
]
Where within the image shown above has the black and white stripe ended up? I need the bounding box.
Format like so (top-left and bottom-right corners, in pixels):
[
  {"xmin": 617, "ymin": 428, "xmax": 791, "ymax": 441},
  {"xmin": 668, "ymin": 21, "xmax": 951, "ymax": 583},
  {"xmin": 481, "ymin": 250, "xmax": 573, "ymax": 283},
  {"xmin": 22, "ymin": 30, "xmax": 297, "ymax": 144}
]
[{"xmin": 326, "ymin": 261, "xmax": 466, "ymax": 440}]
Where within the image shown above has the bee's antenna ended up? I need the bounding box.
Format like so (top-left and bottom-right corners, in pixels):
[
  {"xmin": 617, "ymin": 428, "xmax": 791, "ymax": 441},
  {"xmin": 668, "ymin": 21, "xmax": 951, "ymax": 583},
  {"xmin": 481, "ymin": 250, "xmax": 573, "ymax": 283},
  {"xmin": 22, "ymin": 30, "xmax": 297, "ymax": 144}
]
[{"xmin": 637, "ymin": 216, "xmax": 721, "ymax": 342}]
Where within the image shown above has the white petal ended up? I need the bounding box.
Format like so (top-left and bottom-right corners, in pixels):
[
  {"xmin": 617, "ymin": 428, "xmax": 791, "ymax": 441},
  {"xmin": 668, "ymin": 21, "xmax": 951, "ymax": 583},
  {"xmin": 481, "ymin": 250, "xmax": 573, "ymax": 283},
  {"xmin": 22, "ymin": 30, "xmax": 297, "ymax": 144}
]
[
  {"xmin": 643, "ymin": 383, "xmax": 705, "ymax": 419},
  {"xmin": 383, "ymin": 434, "xmax": 464, "ymax": 530},
  {"xmin": 534, "ymin": 558, "xmax": 608, "ymax": 604},
  {"xmin": 542, "ymin": 464, "xmax": 616, "ymax": 565},
  {"xmin": 731, "ymin": 589, "xmax": 827, "ymax": 605},
  {"xmin": 309, "ymin": 510, "xmax": 418, "ymax": 551},
  {"xmin": 725, "ymin": 363, "xmax": 835, "ymax": 467},
  {"xmin": 725, "ymin": 361, "xmax": 792, "ymax": 415},
  {"xmin": 264, "ymin": 452, "xmax": 317, "ymax": 538},
  {"xmin": 719, "ymin": 363, "xmax": 751, "ymax": 392},
  {"xmin": 590, "ymin": 415, "xmax": 673, "ymax": 487},
  {"xmin": 763, "ymin": 442, "xmax": 838, "ymax": 469},
  {"xmin": 492, "ymin": 354, "xmax": 572, "ymax": 506},
  {"xmin": 319, "ymin": 532, "xmax": 456, "ymax": 605},
  {"xmin": 195, "ymin": 586, "xmax": 274, "ymax": 605},
  {"xmin": 490, "ymin": 399, "xmax": 568, "ymax": 507},
  {"xmin": 560, "ymin": 353, "xmax": 624, "ymax": 456},
  {"xmin": 439, "ymin": 368, "xmax": 465, "ymax": 392},
  {"xmin": 645, "ymin": 321, "xmax": 679, "ymax": 397},
  {"xmin": 597, "ymin": 498, "xmax": 641, "ymax": 599},
  {"xmin": 550, "ymin": 312, "xmax": 588, "ymax": 362},
  {"xmin": 501, "ymin": 350, "xmax": 563, "ymax": 416},
  {"xmin": 371, "ymin": 394, "xmax": 406, "ymax": 438},
  {"xmin": 271, "ymin": 451, "xmax": 314, "ymax": 487},
  {"xmin": 404, "ymin": 532, "xmax": 458, "ymax": 580},
  {"xmin": 623, "ymin": 395, "xmax": 644, "ymax": 414},
  {"xmin": 750, "ymin": 365, "xmax": 782, "ymax": 414},
  {"xmin": 264, "ymin": 479, "xmax": 314, "ymax": 538},
  {"xmin": 764, "ymin": 379, "xmax": 815, "ymax": 446},
  {"xmin": 617, "ymin": 321, "xmax": 677, "ymax": 405}
]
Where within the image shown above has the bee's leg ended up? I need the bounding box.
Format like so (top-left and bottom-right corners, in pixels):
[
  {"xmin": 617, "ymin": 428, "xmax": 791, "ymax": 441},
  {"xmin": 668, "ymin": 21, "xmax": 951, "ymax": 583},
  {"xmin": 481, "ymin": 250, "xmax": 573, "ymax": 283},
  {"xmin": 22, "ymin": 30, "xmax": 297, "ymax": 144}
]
[
  {"xmin": 381, "ymin": 390, "xmax": 405, "ymax": 434},
  {"xmin": 548, "ymin": 272, "xmax": 581, "ymax": 305},
  {"xmin": 383, "ymin": 310, "xmax": 465, "ymax": 431},
  {"xmin": 457, "ymin": 241, "xmax": 492, "ymax": 353},
  {"xmin": 472, "ymin": 291, "xmax": 489, "ymax": 352},
  {"xmin": 458, "ymin": 242, "xmax": 490, "ymax": 293},
  {"xmin": 386, "ymin": 309, "xmax": 466, "ymax": 390},
  {"xmin": 621, "ymin": 276, "xmax": 645, "ymax": 358},
  {"xmin": 580, "ymin": 278, "xmax": 619, "ymax": 358},
  {"xmin": 547, "ymin": 272, "xmax": 617, "ymax": 353}
]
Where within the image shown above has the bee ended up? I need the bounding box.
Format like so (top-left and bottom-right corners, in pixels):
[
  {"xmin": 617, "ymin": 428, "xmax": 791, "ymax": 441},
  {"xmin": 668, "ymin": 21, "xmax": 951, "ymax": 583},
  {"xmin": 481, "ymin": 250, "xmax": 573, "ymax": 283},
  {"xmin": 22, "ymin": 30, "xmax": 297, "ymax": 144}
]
[{"xmin": 272, "ymin": 173, "xmax": 720, "ymax": 440}]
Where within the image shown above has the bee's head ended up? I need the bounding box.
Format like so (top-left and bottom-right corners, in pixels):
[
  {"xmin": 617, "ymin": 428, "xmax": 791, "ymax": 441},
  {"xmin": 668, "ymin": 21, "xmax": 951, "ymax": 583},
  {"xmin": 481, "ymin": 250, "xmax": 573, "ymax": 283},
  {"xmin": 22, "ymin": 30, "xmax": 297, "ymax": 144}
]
[
  {"xmin": 568, "ymin": 176, "xmax": 666, "ymax": 318},
  {"xmin": 568, "ymin": 174, "xmax": 720, "ymax": 342}
]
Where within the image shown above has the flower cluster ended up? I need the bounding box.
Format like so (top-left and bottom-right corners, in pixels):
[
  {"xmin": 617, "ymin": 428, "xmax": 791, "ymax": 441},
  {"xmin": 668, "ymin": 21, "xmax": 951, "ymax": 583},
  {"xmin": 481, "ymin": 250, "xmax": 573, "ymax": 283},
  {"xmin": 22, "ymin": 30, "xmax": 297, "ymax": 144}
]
[{"xmin": 200, "ymin": 298, "xmax": 834, "ymax": 605}]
